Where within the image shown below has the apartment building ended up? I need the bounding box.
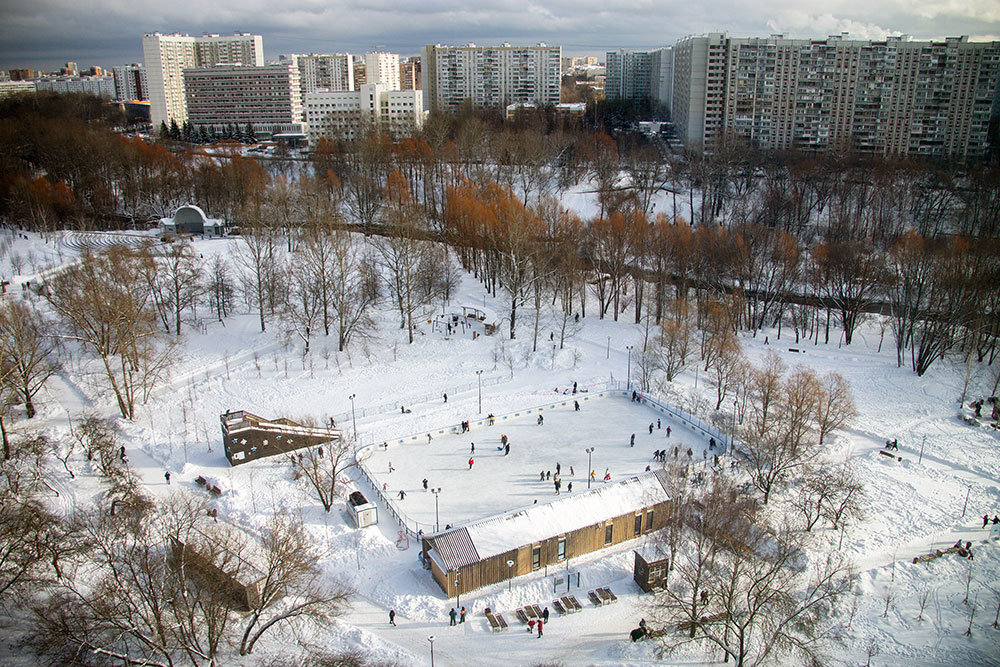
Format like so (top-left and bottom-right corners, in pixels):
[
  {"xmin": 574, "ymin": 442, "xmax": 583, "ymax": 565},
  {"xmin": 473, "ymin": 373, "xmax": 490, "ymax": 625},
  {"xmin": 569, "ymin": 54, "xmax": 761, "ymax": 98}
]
[
  {"xmin": 304, "ymin": 83, "xmax": 423, "ymax": 144},
  {"xmin": 605, "ymin": 49, "xmax": 653, "ymax": 102},
  {"xmin": 673, "ymin": 33, "xmax": 1000, "ymax": 158},
  {"xmin": 35, "ymin": 75, "xmax": 115, "ymax": 98},
  {"xmin": 0, "ymin": 80, "xmax": 36, "ymax": 98},
  {"xmin": 364, "ymin": 52, "xmax": 401, "ymax": 90},
  {"xmin": 400, "ymin": 57, "xmax": 421, "ymax": 90},
  {"xmin": 283, "ymin": 53, "xmax": 354, "ymax": 99},
  {"xmin": 142, "ymin": 31, "xmax": 263, "ymax": 129},
  {"xmin": 183, "ymin": 63, "xmax": 302, "ymax": 136},
  {"xmin": 112, "ymin": 64, "xmax": 148, "ymax": 100},
  {"xmin": 421, "ymin": 42, "xmax": 561, "ymax": 112}
]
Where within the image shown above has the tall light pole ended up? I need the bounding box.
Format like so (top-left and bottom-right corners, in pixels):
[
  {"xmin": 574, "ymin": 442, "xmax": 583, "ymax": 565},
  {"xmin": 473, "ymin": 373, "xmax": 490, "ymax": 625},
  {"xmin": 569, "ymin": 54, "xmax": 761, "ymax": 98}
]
[
  {"xmin": 432, "ymin": 487, "xmax": 441, "ymax": 532},
  {"xmin": 586, "ymin": 447, "xmax": 595, "ymax": 489},
  {"xmin": 348, "ymin": 393, "xmax": 357, "ymax": 441},
  {"xmin": 626, "ymin": 345, "xmax": 633, "ymax": 389},
  {"xmin": 455, "ymin": 573, "xmax": 462, "ymax": 612},
  {"xmin": 731, "ymin": 399, "xmax": 737, "ymax": 451},
  {"xmin": 606, "ymin": 336, "xmax": 610, "ymax": 359},
  {"xmin": 507, "ymin": 559, "xmax": 515, "ymax": 591},
  {"xmin": 427, "ymin": 635, "xmax": 435, "ymax": 667},
  {"xmin": 476, "ymin": 370, "xmax": 483, "ymax": 414}
]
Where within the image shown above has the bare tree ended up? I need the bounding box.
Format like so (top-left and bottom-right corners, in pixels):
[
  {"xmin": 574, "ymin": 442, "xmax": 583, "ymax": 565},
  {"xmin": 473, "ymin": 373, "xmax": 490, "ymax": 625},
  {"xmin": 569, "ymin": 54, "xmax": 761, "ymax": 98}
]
[
  {"xmin": 814, "ymin": 371, "xmax": 856, "ymax": 446},
  {"xmin": 0, "ymin": 300, "xmax": 59, "ymax": 420},
  {"xmin": 234, "ymin": 209, "xmax": 282, "ymax": 333},
  {"xmin": 207, "ymin": 254, "xmax": 235, "ymax": 322},
  {"xmin": 46, "ymin": 249, "xmax": 175, "ymax": 420},
  {"xmin": 288, "ymin": 440, "xmax": 357, "ymax": 512},
  {"xmin": 237, "ymin": 514, "xmax": 351, "ymax": 656},
  {"xmin": 158, "ymin": 241, "xmax": 205, "ymax": 336},
  {"xmin": 654, "ymin": 298, "xmax": 695, "ymax": 382}
]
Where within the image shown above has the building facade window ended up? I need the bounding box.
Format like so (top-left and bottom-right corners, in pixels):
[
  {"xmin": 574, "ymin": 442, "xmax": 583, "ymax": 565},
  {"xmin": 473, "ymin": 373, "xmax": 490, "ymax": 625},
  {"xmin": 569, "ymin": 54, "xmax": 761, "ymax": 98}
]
[
  {"xmin": 532, "ymin": 546, "xmax": 541, "ymax": 570},
  {"xmin": 634, "ymin": 514, "xmax": 642, "ymax": 537},
  {"xmin": 557, "ymin": 538, "xmax": 566, "ymax": 561},
  {"xmin": 604, "ymin": 524, "xmax": 613, "ymax": 546}
]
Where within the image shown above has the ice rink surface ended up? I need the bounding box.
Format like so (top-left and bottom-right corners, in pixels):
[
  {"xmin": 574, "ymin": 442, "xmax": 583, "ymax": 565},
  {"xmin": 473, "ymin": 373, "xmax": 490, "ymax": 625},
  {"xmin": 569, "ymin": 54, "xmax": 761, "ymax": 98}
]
[{"xmin": 364, "ymin": 392, "xmax": 716, "ymax": 530}]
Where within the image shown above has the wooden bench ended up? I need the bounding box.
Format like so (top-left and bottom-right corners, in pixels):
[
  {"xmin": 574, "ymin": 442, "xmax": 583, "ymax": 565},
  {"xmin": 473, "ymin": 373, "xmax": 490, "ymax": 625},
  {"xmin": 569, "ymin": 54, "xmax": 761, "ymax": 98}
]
[
  {"xmin": 598, "ymin": 587, "xmax": 618, "ymax": 603},
  {"xmin": 530, "ymin": 604, "xmax": 544, "ymax": 619},
  {"xmin": 515, "ymin": 608, "xmax": 529, "ymax": 624},
  {"xmin": 552, "ymin": 599, "xmax": 567, "ymax": 615},
  {"xmin": 588, "ymin": 590, "xmax": 604, "ymax": 606},
  {"xmin": 564, "ymin": 595, "xmax": 583, "ymax": 612},
  {"xmin": 485, "ymin": 612, "xmax": 502, "ymax": 632},
  {"xmin": 495, "ymin": 613, "xmax": 508, "ymax": 630}
]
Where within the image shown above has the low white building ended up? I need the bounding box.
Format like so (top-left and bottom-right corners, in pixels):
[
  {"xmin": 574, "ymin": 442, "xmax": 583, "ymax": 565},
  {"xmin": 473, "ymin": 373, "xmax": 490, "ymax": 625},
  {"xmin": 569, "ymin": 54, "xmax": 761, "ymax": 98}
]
[
  {"xmin": 35, "ymin": 75, "xmax": 114, "ymax": 98},
  {"xmin": 304, "ymin": 83, "xmax": 423, "ymax": 144},
  {"xmin": 0, "ymin": 80, "xmax": 36, "ymax": 98},
  {"xmin": 160, "ymin": 205, "xmax": 226, "ymax": 237}
]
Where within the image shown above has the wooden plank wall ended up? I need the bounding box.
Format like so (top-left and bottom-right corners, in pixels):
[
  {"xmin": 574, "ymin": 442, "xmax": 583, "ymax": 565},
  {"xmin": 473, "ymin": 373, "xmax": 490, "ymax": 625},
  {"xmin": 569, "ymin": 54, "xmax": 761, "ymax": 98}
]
[{"xmin": 431, "ymin": 500, "xmax": 671, "ymax": 596}]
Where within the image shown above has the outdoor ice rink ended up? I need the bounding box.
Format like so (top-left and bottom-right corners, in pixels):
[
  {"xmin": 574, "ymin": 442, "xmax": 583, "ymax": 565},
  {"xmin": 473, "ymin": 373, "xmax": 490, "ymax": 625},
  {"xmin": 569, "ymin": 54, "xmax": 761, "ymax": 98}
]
[{"xmin": 363, "ymin": 392, "xmax": 720, "ymax": 532}]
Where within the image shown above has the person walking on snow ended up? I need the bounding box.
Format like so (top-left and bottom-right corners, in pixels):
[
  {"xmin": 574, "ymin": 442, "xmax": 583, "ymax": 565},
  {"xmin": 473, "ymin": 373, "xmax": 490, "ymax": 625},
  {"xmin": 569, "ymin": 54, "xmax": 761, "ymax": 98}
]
[
  {"xmin": 567, "ymin": 481, "xmax": 573, "ymax": 492},
  {"xmin": 389, "ymin": 610, "xmax": 396, "ymax": 626},
  {"xmin": 630, "ymin": 433, "xmax": 635, "ymax": 447},
  {"xmin": 460, "ymin": 607, "xmax": 466, "ymax": 623},
  {"xmin": 423, "ymin": 478, "xmax": 429, "ymax": 491},
  {"xmin": 537, "ymin": 414, "xmax": 544, "ymax": 425},
  {"xmin": 504, "ymin": 443, "xmax": 510, "ymax": 456},
  {"xmin": 666, "ymin": 426, "xmax": 671, "ymax": 438},
  {"xmin": 537, "ymin": 619, "xmax": 543, "ymax": 637},
  {"xmin": 164, "ymin": 471, "xmax": 171, "ymax": 485},
  {"xmin": 443, "ymin": 393, "xmax": 447, "ymax": 403},
  {"xmin": 657, "ymin": 419, "xmax": 661, "ymax": 429},
  {"xmin": 468, "ymin": 457, "xmax": 474, "ymax": 469},
  {"xmin": 540, "ymin": 471, "xmax": 545, "ymax": 481},
  {"xmin": 449, "ymin": 608, "xmax": 457, "ymax": 626},
  {"xmin": 574, "ymin": 400, "xmax": 580, "ymax": 411},
  {"xmin": 649, "ymin": 423, "xmax": 654, "ymax": 434},
  {"xmin": 471, "ymin": 442, "xmax": 475, "ymax": 454},
  {"xmin": 554, "ymin": 480, "xmax": 560, "ymax": 494},
  {"xmin": 556, "ymin": 463, "xmax": 561, "ymax": 475},
  {"xmin": 398, "ymin": 490, "xmax": 406, "ymax": 500}
]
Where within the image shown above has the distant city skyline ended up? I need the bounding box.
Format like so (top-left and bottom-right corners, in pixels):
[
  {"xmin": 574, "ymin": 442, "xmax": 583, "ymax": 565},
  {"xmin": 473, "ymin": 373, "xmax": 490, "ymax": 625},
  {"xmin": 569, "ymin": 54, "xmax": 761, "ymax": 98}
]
[{"xmin": 1, "ymin": 0, "xmax": 996, "ymax": 71}]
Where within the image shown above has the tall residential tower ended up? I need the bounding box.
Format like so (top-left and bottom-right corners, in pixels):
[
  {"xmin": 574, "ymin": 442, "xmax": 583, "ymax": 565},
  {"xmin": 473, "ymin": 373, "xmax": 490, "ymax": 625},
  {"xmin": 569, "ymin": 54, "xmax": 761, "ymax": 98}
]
[
  {"xmin": 142, "ymin": 31, "xmax": 263, "ymax": 129},
  {"xmin": 421, "ymin": 43, "xmax": 561, "ymax": 113}
]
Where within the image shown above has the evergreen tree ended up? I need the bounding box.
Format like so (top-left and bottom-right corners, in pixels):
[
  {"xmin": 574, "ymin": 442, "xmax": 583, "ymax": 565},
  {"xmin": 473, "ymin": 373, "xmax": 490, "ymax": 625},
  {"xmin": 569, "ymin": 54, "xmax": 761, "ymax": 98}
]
[
  {"xmin": 168, "ymin": 119, "xmax": 181, "ymax": 140},
  {"xmin": 159, "ymin": 120, "xmax": 169, "ymax": 139},
  {"xmin": 182, "ymin": 120, "xmax": 193, "ymax": 142},
  {"xmin": 198, "ymin": 125, "xmax": 210, "ymax": 144},
  {"xmin": 245, "ymin": 123, "xmax": 257, "ymax": 144}
]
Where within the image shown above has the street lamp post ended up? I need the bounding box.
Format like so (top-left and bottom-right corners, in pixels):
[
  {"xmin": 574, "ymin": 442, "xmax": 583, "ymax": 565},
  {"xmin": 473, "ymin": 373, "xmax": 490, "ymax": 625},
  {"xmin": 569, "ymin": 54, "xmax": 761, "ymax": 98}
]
[
  {"xmin": 427, "ymin": 635, "xmax": 435, "ymax": 667},
  {"xmin": 606, "ymin": 336, "xmax": 610, "ymax": 359},
  {"xmin": 626, "ymin": 345, "xmax": 634, "ymax": 389},
  {"xmin": 476, "ymin": 370, "xmax": 483, "ymax": 414},
  {"xmin": 455, "ymin": 574, "xmax": 461, "ymax": 612},
  {"xmin": 586, "ymin": 447, "xmax": 595, "ymax": 489},
  {"xmin": 349, "ymin": 394, "xmax": 357, "ymax": 441},
  {"xmin": 432, "ymin": 488, "xmax": 441, "ymax": 532},
  {"xmin": 507, "ymin": 559, "xmax": 515, "ymax": 591}
]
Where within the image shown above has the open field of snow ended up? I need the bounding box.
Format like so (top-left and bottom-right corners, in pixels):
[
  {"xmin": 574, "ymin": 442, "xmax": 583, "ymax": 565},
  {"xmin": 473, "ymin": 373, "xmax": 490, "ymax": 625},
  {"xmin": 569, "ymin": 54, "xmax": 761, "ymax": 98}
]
[{"xmin": 2, "ymin": 222, "xmax": 999, "ymax": 666}]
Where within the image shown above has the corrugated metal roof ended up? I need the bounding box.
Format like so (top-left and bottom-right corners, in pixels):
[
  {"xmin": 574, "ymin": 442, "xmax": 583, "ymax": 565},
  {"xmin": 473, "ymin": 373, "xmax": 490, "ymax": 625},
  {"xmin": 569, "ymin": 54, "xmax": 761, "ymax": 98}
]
[{"xmin": 428, "ymin": 527, "xmax": 481, "ymax": 571}]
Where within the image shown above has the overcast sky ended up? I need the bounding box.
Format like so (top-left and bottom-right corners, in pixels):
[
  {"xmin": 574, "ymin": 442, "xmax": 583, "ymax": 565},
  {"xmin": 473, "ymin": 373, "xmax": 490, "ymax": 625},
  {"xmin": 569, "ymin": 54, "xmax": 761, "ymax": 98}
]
[{"xmin": 1, "ymin": 0, "xmax": 997, "ymax": 71}]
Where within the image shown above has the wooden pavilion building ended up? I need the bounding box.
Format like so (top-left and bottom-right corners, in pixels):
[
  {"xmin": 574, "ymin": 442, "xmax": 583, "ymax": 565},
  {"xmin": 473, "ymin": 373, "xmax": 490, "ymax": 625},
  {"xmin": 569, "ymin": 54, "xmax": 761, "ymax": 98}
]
[{"xmin": 420, "ymin": 469, "xmax": 672, "ymax": 597}]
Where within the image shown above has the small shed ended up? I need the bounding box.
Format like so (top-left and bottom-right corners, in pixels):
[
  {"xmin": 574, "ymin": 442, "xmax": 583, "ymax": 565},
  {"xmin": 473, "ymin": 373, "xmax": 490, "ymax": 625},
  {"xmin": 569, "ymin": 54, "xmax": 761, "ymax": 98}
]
[
  {"xmin": 347, "ymin": 490, "xmax": 378, "ymax": 528},
  {"xmin": 168, "ymin": 523, "xmax": 268, "ymax": 611},
  {"xmin": 633, "ymin": 544, "xmax": 670, "ymax": 593}
]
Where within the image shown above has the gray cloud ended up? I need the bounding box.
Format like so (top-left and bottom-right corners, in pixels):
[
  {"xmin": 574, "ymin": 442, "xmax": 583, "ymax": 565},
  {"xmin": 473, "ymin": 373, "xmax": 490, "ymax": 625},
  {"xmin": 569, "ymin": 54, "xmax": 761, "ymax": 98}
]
[{"xmin": 0, "ymin": 0, "xmax": 996, "ymax": 71}]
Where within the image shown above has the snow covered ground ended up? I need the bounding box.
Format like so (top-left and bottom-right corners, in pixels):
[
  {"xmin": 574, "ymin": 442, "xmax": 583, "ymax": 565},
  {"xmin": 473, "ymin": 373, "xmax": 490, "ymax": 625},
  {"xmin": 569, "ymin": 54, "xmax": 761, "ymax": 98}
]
[{"xmin": 2, "ymin": 223, "xmax": 1000, "ymax": 666}]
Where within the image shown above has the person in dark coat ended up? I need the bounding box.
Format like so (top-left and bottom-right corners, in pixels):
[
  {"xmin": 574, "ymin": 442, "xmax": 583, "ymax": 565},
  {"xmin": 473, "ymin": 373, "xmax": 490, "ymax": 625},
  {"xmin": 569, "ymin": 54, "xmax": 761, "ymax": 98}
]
[
  {"xmin": 460, "ymin": 606, "xmax": 466, "ymax": 623},
  {"xmin": 449, "ymin": 608, "xmax": 457, "ymax": 625},
  {"xmin": 630, "ymin": 434, "xmax": 635, "ymax": 447},
  {"xmin": 164, "ymin": 471, "xmax": 171, "ymax": 485},
  {"xmin": 542, "ymin": 607, "xmax": 549, "ymax": 622},
  {"xmin": 504, "ymin": 443, "xmax": 510, "ymax": 456},
  {"xmin": 574, "ymin": 400, "xmax": 580, "ymax": 411},
  {"xmin": 567, "ymin": 481, "xmax": 573, "ymax": 492},
  {"xmin": 423, "ymin": 478, "xmax": 429, "ymax": 491},
  {"xmin": 649, "ymin": 423, "xmax": 654, "ymax": 434},
  {"xmin": 389, "ymin": 609, "xmax": 396, "ymax": 626},
  {"xmin": 985, "ymin": 514, "xmax": 990, "ymax": 528}
]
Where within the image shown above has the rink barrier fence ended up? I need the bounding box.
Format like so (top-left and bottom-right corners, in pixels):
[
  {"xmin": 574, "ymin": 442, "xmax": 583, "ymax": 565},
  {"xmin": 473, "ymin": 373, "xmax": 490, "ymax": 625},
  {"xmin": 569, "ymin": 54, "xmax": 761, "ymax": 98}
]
[{"xmin": 353, "ymin": 381, "xmax": 736, "ymax": 540}]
